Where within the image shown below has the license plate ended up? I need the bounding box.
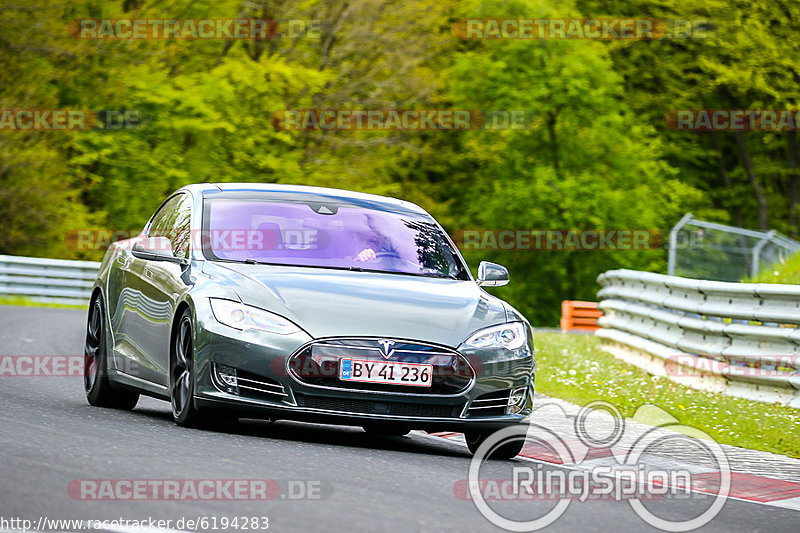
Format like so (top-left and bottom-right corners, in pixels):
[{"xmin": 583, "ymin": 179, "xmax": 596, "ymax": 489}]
[{"xmin": 339, "ymin": 358, "xmax": 433, "ymax": 387}]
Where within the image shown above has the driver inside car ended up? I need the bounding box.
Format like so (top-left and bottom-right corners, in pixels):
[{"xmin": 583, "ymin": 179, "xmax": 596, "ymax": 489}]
[
  {"xmin": 355, "ymin": 248, "xmax": 378, "ymax": 262},
  {"xmin": 353, "ymin": 233, "xmax": 395, "ymax": 263}
]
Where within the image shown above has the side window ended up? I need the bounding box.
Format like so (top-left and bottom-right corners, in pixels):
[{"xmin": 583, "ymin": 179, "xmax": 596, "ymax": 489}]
[
  {"xmin": 170, "ymin": 195, "xmax": 192, "ymax": 259},
  {"xmin": 146, "ymin": 194, "xmax": 191, "ymax": 258},
  {"xmin": 148, "ymin": 195, "xmax": 182, "ymax": 240}
]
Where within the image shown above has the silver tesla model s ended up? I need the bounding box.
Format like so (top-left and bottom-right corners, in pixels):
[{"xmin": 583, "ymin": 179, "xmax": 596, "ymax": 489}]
[{"xmin": 84, "ymin": 183, "xmax": 535, "ymax": 458}]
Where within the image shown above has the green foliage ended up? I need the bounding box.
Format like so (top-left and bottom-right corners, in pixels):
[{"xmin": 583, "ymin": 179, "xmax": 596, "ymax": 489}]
[
  {"xmin": 2, "ymin": 0, "xmax": 800, "ymax": 324},
  {"xmin": 444, "ymin": 0, "xmax": 706, "ymax": 324},
  {"xmin": 746, "ymin": 252, "xmax": 800, "ymax": 284}
]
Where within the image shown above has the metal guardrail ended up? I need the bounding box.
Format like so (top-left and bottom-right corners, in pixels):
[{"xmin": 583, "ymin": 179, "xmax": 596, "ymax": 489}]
[
  {"xmin": 596, "ymin": 269, "xmax": 800, "ymax": 407},
  {"xmin": 0, "ymin": 254, "xmax": 99, "ymax": 306}
]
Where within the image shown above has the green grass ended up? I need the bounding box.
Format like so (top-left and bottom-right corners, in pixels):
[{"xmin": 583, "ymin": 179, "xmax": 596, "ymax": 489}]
[
  {"xmin": 746, "ymin": 251, "xmax": 800, "ymax": 284},
  {"xmin": 0, "ymin": 296, "xmax": 88, "ymax": 310},
  {"xmin": 534, "ymin": 331, "xmax": 800, "ymax": 458}
]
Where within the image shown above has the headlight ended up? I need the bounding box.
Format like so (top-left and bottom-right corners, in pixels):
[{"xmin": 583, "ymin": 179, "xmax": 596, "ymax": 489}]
[
  {"xmin": 209, "ymin": 298, "xmax": 301, "ymax": 335},
  {"xmin": 464, "ymin": 322, "xmax": 527, "ymax": 350}
]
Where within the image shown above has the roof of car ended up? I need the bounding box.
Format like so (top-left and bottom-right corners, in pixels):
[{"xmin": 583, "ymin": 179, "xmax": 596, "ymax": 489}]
[{"xmin": 180, "ymin": 182, "xmax": 427, "ymax": 214}]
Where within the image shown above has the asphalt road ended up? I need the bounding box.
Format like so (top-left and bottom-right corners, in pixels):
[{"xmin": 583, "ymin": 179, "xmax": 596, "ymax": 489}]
[{"xmin": 0, "ymin": 305, "xmax": 797, "ymax": 533}]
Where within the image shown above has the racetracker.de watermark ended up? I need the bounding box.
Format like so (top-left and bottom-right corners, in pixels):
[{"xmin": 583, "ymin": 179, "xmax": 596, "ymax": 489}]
[
  {"xmin": 267, "ymin": 352, "xmax": 487, "ymax": 378},
  {"xmin": 271, "ymin": 109, "xmax": 535, "ymax": 131},
  {"xmin": 0, "ymin": 355, "xmax": 84, "ymax": 377},
  {"xmin": 66, "ymin": 228, "xmax": 708, "ymax": 253},
  {"xmin": 68, "ymin": 479, "xmax": 331, "ymax": 501},
  {"xmin": 664, "ymin": 354, "xmax": 800, "ymax": 379},
  {"xmin": 452, "ymin": 18, "xmax": 710, "ymax": 40},
  {"xmin": 452, "ymin": 229, "xmax": 664, "ymax": 251},
  {"xmin": 0, "ymin": 109, "xmax": 145, "ymax": 131},
  {"xmin": 67, "ymin": 19, "xmax": 322, "ymax": 40},
  {"xmin": 666, "ymin": 109, "xmax": 800, "ymax": 131},
  {"xmin": 65, "ymin": 229, "xmax": 325, "ymax": 252},
  {"xmin": 1, "ymin": 516, "xmax": 270, "ymax": 532},
  {"xmin": 0, "ymin": 355, "xmax": 140, "ymax": 377}
]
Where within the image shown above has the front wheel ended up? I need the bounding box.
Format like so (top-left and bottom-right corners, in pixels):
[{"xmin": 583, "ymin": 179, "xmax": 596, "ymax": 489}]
[
  {"xmin": 84, "ymin": 296, "xmax": 139, "ymax": 410},
  {"xmin": 170, "ymin": 311, "xmax": 204, "ymax": 427},
  {"xmin": 465, "ymin": 429, "xmax": 526, "ymax": 459}
]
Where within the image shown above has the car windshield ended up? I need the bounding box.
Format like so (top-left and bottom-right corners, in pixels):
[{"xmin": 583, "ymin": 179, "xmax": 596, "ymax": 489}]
[{"xmin": 202, "ymin": 195, "xmax": 469, "ymax": 279}]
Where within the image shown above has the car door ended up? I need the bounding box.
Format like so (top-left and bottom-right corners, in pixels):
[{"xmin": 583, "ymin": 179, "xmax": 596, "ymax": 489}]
[
  {"xmin": 106, "ymin": 237, "xmax": 137, "ymax": 374},
  {"xmin": 121, "ymin": 194, "xmax": 189, "ymax": 385}
]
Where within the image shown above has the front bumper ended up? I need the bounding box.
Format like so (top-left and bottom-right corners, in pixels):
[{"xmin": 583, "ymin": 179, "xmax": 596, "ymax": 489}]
[{"xmin": 192, "ymin": 309, "xmax": 535, "ymax": 432}]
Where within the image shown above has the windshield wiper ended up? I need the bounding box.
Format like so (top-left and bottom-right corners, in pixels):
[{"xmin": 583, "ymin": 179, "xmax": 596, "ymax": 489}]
[
  {"xmin": 424, "ymin": 273, "xmax": 459, "ymax": 279},
  {"xmin": 232, "ymin": 259, "xmax": 461, "ymax": 279}
]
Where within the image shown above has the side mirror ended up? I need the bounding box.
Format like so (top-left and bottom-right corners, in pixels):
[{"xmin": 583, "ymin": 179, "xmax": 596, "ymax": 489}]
[
  {"xmin": 477, "ymin": 261, "xmax": 509, "ymax": 287},
  {"xmin": 132, "ymin": 236, "xmax": 186, "ymax": 265}
]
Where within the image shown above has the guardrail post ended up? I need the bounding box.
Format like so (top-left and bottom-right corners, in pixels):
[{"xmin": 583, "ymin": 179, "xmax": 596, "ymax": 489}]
[
  {"xmin": 668, "ymin": 213, "xmax": 694, "ymax": 276},
  {"xmin": 751, "ymin": 230, "xmax": 777, "ymax": 278}
]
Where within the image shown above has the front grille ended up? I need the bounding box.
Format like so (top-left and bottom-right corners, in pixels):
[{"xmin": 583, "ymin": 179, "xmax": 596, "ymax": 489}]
[
  {"xmin": 288, "ymin": 338, "xmax": 474, "ymax": 395},
  {"xmin": 466, "ymin": 389, "xmax": 510, "ymax": 417},
  {"xmin": 295, "ymin": 394, "xmax": 462, "ymax": 418}
]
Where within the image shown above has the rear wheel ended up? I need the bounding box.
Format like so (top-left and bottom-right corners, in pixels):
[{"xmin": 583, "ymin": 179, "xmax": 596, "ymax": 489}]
[
  {"xmin": 171, "ymin": 310, "xmax": 205, "ymax": 427},
  {"xmin": 465, "ymin": 429, "xmax": 525, "ymax": 459},
  {"xmin": 84, "ymin": 296, "xmax": 139, "ymax": 410}
]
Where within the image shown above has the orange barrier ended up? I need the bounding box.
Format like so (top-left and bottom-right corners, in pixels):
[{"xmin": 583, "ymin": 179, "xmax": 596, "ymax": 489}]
[{"xmin": 560, "ymin": 300, "xmax": 602, "ymax": 331}]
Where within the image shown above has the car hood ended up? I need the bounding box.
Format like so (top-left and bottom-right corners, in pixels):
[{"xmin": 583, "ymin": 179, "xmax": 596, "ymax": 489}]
[{"xmin": 203, "ymin": 262, "xmax": 510, "ymax": 347}]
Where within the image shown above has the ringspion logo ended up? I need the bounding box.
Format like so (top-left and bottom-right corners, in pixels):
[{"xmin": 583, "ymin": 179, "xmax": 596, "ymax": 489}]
[{"xmin": 464, "ymin": 401, "xmax": 730, "ymax": 531}]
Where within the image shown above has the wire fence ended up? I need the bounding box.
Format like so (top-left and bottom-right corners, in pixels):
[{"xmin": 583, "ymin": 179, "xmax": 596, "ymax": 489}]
[{"xmin": 668, "ymin": 213, "xmax": 800, "ymax": 282}]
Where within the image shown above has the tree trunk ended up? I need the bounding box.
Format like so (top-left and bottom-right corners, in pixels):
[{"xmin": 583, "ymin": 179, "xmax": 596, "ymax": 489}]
[
  {"xmin": 734, "ymin": 131, "xmax": 769, "ymax": 230},
  {"xmin": 786, "ymin": 131, "xmax": 799, "ymax": 237},
  {"xmin": 711, "ymin": 133, "xmax": 743, "ymax": 228}
]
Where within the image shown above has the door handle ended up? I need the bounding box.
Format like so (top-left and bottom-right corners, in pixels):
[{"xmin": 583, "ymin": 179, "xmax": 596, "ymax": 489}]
[{"xmin": 145, "ymin": 268, "xmax": 153, "ymax": 279}]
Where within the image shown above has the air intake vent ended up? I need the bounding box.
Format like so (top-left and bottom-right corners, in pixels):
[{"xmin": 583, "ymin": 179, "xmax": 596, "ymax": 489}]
[
  {"xmin": 236, "ymin": 370, "xmax": 288, "ymax": 402},
  {"xmin": 466, "ymin": 389, "xmax": 511, "ymax": 417},
  {"xmin": 295, "ymin": 394, "xmax": 462, "ymax": 418},
  {"xmin": 212, "ymin": 363, "xmax": 287, "ymax": 403}
]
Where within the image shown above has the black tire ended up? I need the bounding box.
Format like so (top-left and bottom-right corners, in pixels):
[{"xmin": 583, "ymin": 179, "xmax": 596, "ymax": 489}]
[
  {"xmin": 363, "ymin": 423, "xmax": 411, "ymax": 437},
  {"xmin": 170, "ymin": 310, "xmax": 205, "ymax": 427},
  {"xmin": 84, "ymin": 296, "xmax": 139, "ymax": 410},
  {"xmin": 465, "ymin": 429, "xmax": 526, "ymax": 460}
]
